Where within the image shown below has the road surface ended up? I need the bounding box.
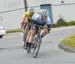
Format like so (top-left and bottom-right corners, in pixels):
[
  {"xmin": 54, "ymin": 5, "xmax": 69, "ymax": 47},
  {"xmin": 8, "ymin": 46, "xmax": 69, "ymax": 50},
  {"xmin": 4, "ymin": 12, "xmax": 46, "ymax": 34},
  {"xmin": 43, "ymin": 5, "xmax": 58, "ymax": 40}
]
[{"xmin": 0, "ymin": 26, "xmax": 75, "ymax": 64}]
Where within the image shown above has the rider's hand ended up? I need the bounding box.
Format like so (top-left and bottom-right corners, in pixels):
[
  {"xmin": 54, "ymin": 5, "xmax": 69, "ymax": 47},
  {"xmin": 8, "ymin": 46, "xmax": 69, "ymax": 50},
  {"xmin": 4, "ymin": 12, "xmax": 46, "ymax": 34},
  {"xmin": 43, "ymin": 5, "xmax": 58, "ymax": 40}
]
[{"xmin": 43, "ymin": 25, "xmax": 48, "ymax": 29}]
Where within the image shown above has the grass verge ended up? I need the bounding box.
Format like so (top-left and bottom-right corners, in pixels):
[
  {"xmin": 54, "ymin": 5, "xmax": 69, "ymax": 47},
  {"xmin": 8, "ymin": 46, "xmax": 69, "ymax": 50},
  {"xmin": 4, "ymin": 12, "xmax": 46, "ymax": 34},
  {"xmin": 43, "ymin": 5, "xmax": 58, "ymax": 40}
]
[
  {"xmin": 6, "ymin": 29, "xmax": 22, "ymax": 34},
  {"xmin": 61, "ymin": 35, "xmax": 75, "ymax": 48}
]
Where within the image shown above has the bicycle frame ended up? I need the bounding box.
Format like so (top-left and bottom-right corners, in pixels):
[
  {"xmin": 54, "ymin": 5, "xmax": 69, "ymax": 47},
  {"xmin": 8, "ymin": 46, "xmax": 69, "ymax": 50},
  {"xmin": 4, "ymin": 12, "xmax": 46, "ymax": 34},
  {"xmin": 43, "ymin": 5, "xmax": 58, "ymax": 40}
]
[{"xmin": 36, "ymin": 26, "xmax": 42, "ymax": 43}]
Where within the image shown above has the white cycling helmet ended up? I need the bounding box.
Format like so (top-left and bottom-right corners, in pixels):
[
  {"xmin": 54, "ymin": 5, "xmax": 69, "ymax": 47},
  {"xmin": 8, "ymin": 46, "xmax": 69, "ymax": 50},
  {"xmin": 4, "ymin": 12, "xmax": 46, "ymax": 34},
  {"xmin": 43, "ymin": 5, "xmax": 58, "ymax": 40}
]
[
  {"xmin": 38, "ymin": 9, "xmax": 48, "ymax": 16},
  {"xmin": 28, "ymin": 8, "xmax": 34, "ymax": 13}
]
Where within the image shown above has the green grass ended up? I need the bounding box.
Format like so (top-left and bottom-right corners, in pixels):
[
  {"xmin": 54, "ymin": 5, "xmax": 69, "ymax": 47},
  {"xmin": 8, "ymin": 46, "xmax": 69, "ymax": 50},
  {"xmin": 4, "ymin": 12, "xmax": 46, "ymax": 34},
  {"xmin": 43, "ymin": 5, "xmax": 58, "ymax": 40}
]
[
  {"xmin": 61, "ymin": 35, "xmax": 75, "ymax": 48},
  {"xmin": 6, "ymin": 29, "xmax": 22, "ymax": 34}
]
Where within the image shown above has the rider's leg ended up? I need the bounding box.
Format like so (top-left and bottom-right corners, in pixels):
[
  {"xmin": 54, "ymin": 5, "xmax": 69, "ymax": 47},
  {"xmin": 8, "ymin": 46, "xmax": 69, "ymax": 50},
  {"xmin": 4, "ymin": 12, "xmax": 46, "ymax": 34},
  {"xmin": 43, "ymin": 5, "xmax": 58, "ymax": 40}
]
[
  {"xmin": 25, "ymin": 31, "xmax": 31, "ymax": 48},
  {"xmin": 40, "ymin": 28, "xmax": 48, "ymax": 38},
  {"xmin": 28, "ymin": 27, "xmax": 36, "ymax": 47},
  {"xmin": 26, "ymin": 31, "xmax": 31, "ymax": 42},
  {"xmin": 28, "ymin": 28, "xmax": 36, "ymax": 43}
]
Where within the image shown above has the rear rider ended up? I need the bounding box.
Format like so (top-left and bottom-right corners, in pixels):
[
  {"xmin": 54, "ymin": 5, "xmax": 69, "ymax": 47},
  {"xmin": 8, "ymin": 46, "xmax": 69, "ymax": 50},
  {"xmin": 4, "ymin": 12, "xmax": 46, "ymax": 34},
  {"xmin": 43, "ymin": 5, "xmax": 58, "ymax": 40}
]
[
  {"xmin": 21, "ymin": 8, "xmax": 35, "ymax": 49},
  {"xmin": 21, "ymin": 8, "xmax": 34, "ymax": 30}
]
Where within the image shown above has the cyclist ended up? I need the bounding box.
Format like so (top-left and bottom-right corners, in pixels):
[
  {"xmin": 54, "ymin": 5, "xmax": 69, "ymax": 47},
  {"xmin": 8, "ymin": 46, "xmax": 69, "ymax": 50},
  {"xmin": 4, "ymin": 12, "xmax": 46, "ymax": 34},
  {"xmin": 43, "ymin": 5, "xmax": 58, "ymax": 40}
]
[
  {"xmin": 26, "ymin": 9, "xmax": 52, "ymax": 51},
  {"xmin": 21, "ymin": 8, "xmax": 35, "ymax": 49},
  {"xmin": 21, "ymin": 8, "xmax": 34, "ymax": 30}
]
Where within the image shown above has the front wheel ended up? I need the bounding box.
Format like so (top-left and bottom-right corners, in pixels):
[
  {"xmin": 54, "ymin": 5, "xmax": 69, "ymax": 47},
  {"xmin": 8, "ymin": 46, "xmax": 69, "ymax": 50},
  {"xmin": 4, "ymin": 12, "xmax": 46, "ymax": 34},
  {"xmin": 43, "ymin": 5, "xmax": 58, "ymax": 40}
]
[
  {"xmin": 32, "ymin": 37, "xmax": 42, "ymax": 58},
  {"xmin": 23, "ymin": 25, "xmax": 29, "ymax": 49},
  {"xmin": 23, "ymin": 31, "xmax": 27, "ymax": 48}
]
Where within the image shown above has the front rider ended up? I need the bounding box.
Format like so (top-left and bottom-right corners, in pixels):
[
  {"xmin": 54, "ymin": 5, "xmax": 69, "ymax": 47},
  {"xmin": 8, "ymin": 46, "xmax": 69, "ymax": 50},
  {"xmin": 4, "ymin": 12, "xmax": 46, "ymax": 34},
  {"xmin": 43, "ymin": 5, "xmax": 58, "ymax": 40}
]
[{"xmin": 26, "ymin": 9, "xmax": 52, "ymax": 51}]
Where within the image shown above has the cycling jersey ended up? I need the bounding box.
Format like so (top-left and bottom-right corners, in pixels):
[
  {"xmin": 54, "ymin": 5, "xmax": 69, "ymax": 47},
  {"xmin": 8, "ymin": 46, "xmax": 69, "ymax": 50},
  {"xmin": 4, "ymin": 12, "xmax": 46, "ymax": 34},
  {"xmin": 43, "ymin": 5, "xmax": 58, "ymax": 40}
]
[
  {"xmin": 32, "ymin": 14, "xmax": 51, "ymax": 25},
  {"xmin": 24, "ymin": 11, "xmax": 32, "ymax": 21}
]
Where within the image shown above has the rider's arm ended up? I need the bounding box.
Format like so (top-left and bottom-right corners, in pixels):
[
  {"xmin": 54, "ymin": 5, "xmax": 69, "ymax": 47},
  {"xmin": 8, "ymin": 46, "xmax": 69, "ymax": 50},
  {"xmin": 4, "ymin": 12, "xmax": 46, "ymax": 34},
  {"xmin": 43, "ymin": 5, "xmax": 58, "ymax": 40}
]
[
  {"xmin": 22, "ymin": 15, "xmax": 26, "ymax": 22},
  {"xmin": 22, "ymin": 12, "xmax": 26, "ymax": 22},
  {"xmin": 21, "ymin": 15, "xmax": 25, "ymax": 29},
  {"xmin": 21, "ymin": 13, "xmax": 29, "ymax": 29},
  {"xmin": 46, "ymin": 17, "xmax": 52, "ymax": 32},
  {"xmin": 22, "ymin": 11, "xmax": 30, "ymax": 22},
  {"xmin": 21, "ymin": 16, "xmax": 29, "ymax": 25}
]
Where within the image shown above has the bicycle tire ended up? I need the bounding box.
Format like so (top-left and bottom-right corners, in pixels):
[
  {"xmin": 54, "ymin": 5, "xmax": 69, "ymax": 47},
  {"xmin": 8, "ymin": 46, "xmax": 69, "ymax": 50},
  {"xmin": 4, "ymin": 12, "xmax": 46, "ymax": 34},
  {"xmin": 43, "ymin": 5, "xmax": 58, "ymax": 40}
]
[
  {"xmin": 23, "ymin": 25, "xmax": 29, "ymax": 49},
  {"xmin": 33, "ymin": 37, "xmax": 42, "ymax": 58}
]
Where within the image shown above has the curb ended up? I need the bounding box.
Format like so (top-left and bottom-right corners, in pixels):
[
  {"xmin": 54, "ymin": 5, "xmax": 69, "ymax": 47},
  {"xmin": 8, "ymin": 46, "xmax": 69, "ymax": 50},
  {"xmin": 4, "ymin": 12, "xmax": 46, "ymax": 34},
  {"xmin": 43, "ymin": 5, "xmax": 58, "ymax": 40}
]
[{"xmin": 58, "ymin": 43, "xmax": 75, "ymax": 53}]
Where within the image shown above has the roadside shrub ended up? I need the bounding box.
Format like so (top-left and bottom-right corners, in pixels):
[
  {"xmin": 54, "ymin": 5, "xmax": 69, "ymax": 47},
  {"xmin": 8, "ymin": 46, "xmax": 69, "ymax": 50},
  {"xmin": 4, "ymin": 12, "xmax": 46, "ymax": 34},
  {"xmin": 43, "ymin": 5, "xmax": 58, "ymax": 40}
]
[
  {"xmin": 67, "ymin": 20, "xmax": 75, "ymax": 26},
  {"xmin": 56, "ymin": 18, "xmax": 67, "ymax": 27}
]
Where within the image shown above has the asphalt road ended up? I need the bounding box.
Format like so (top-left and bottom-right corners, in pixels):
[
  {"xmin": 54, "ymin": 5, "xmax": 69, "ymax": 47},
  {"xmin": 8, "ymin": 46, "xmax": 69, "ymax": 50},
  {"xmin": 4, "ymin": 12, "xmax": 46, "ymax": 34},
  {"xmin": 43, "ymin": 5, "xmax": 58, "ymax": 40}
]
[{"xmin": 0, "ymin": 26, "xmax": 75, "ymax": 64}]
